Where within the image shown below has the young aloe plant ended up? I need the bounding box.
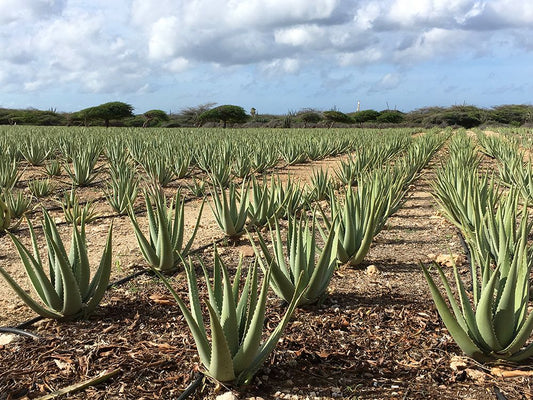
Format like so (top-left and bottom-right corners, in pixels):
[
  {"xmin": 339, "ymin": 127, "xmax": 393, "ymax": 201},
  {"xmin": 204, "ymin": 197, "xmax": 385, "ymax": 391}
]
[
  {"xmin": 2, "ymin": 189, "xmax": 32, "ymax": 221},
  {"xmin": 0, "ymin": 155, "xmax": 22, "ymax": 190},
  {"xmin": 62, "ymin": 189, "xmax": 99, "ymax": 225},
  {"xmin": 251, "ymin": 216, "xmax": 339, "ymax": 306},
  {"xmin": 0, "ymin": 210, "xmax": 113, "ymax": 320},
  {"xmin": 188, "ymin": 177, "xmax": 208, "ymax": 198},
  {"xmin": 28, "ymin": 178, "xmax": 54, "ymax": 198},
  {"xmin": 210, "ymin": 180, "xmax": 249, "ymax": 239},
  {"xmin": 128, "ymin": 188, "xmax": 204, "ymax": 272},
  {"xmin": 44, "ymin": 159, "xmax": 62, "ymax": 177},
  {"xmin": 64, "ymin": 146, "xmax": 101, "ymax": 187},
  {"xmin": 153, "ymin": 248, "xmax": 304, "ymax": 385}
]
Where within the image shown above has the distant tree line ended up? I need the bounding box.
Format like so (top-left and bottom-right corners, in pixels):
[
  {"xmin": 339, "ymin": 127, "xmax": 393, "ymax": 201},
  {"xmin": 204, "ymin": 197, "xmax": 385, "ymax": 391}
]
[{"xmin": 0, "ymin": 102, "xmax": 531, "ymax": 128}]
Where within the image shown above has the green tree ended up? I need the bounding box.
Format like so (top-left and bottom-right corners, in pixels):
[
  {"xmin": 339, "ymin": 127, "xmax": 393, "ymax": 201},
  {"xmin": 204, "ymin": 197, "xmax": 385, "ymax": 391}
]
[
  {"xmin": 198, "ymin": 105, "xmax": 248, "ymax": 128},
  {"xmin": 75, "ymin": 102, "xmax": 134, "ymax": 127},
  {"xmin": 490, "ymin": 105, "xmax": 533, "ymax": 126},
  {"xmin": 298, "ymin": 111, "xmax": 322, "ymax": 125},
  {"xmin": 441, "ymin": 105, "xmax": 487, "ymax": 128},
  {"xmin": 142, "ymin": 109, "xmax": 169, "ymax": 127},
  {"xmin": 377, "ymin": 110, "xmax": 404, "ymax": 123},
  {"xmin": 351, "ymin": 109, "xmax": 380, "ymax": 123},
  {"xmin": 323, "ymin": 110, "xmax": 353, "ymax": 124}
]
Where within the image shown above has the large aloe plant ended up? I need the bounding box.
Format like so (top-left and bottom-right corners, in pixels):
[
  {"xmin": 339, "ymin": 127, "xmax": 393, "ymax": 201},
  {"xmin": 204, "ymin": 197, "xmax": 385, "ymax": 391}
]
[
  {"xmin": 0, "ymin": 210, "xmax": 113, "ymax": 320},
  {"xmin": 128, "ymin": 189, "xmax": 204, "ymax": 272},
  {"xmin": 154, "ymin": 248, "xmax": 304, "ymax": 385},
  {"xmin": 251, "ymin": 216, "xmax": 338, "ymax": 306},
  {"xmin": 422, "ymin": 226, "xmax": 533, "ymax": 362}
]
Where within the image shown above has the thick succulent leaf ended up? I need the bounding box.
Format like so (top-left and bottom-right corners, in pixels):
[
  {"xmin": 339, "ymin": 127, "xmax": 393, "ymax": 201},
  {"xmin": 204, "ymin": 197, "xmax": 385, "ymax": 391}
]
[
  {"xmin": 421, "ymin": 265, "xmax": 487, "ymax": 360},
  {"xmin": 453, "ymin": 264, "xmax": 486, "ymax": 350},
  {"xmin": 232, "ymin": 269, "xmax": 270, "ymax": 374},
  {"xmin": 153, "ymin": 268, "xmax": 211, "ymax": 368},
  {"xmin": 85, "ymin": 223, "xmax": 113, "ymax": 316},
  {"xmin": 218, "ymin": 250, "xmax": 239, "ymax": 356},
  {"xmin": 8, "ymin": 232, "xmax": 61, "ymax": 310},
  {"xmin": 72, "ymin": 223, "xmax": 90, "ymax": 297},
  {"xmin": 475, "ymin": 266, "xmax": 503, "ymax": 352},
  {"xmin": 48, "ymin": 239, "xmax": 83, "ymax": 317},
  {"xmin": 0, "ymin": 265, "xmax": 62, "ymax": 319},
  {"xmin": 236, "ymin": 272, "xmax": 306, "ymax": 385},
  {"xmin": 183, "ymin": 257, "xmax": 207, "ymax": 339},
  {"xmin": 129, "ymin": 210, "xmax": 160, "ymax": 269},
  {"xmin": 206, "ymin": 302, "xmax": 236, "ymax": 383},
  {"xmin": 493, "ymin": 254, "xmax": 519, "ymax": 348}
]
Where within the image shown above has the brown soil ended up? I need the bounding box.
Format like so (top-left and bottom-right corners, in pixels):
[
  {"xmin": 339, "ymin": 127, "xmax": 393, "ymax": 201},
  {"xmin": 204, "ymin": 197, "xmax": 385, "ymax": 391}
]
[{"xmin": 1, "ymin": 137, "xmax": 532, "ymax": 399}]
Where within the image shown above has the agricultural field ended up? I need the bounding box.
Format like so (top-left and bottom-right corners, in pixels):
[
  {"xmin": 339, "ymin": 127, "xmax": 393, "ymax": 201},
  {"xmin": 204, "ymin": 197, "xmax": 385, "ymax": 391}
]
[{"xmin": 0, "ymin": 126, "xmax": 532, "ymax": 399}]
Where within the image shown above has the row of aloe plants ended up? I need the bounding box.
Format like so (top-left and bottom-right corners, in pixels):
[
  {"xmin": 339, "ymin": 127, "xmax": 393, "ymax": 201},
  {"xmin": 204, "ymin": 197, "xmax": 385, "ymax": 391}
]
[
  {"xmin": 0, "ymin": 127, "xmax": 445, "ymax": 388},
  {"xmin": 427, "ymin": 131, "xmax": 533, "ymax": 362}
]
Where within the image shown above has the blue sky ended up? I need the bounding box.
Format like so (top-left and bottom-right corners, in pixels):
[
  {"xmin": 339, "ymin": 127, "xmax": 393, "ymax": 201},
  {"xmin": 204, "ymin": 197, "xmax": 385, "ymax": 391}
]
[{"xmin": 1, "ymin": 0, "xmax": 532, "ymax": 115}]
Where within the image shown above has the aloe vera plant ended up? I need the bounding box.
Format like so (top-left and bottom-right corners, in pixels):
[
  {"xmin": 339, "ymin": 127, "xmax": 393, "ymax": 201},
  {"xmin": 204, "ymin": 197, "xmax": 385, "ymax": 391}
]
[
  {"xmin": 141, "ymin": 154, "xmax": 175, "ymax": 187},
  {"xmin": 20, "ymin": 138, "xmax": 51, "ymax": 166},
  {"xmin": 105, "ymin": 159, "xmax": 139, "ymax": 215},
  {"xmin": 0, "ymin": 210, "xmax": 113, "ymax": 320},
  {"xmin": 210, "ymin": 180, "xmax": 249, "ymax": 238},
  {"xmin": 252, "ymin": 216, "xmax": 338, "ymax": 306},
  {"xmin": 323, "ymin": 179, "xmax": 386, "ymax": 266},
  {"xmin": 2, "ymin": 189, "xmax": 32, "ymax": 221},
  {"xmin": 307, "ymin": 168, "xmax": 333, "ymax": 202},
  {"xmin": 44, "ymin": 159, "xmax": 62, "ymax": 177},
  {"xmin": 128, "ymin": 189, "xmax": 204, "ymax": 272},
  {"xmin": 154, "ymin": 248, "xmax": 304, "ymax": 384},
  {"xmin": 62, "ymin": 189, "xmax": 98, "ymax": 225},
  {"xmin": 247, "ymin": 176, "xmax": 283, "ymax": 228},
  {"xmin": 65, "ymin": 146, "xmax": 101, "ymax": 187},
  {"xmin": 28, "ymin": 178, "xmax": 54, "ymax": 198},
  {"xmin": 0, "ymin": 155, "xmax": 21, "ymax": 190},
  {"xmin": 422, "ymin": 217, "xmax": 533, "ymax": 362}
]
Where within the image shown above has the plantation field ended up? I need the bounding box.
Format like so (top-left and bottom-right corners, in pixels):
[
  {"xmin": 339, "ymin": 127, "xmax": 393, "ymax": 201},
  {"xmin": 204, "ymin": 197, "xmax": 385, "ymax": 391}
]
[{"xmin": 0, "ymin": 126, "xmax": 532, "ymax": 399}]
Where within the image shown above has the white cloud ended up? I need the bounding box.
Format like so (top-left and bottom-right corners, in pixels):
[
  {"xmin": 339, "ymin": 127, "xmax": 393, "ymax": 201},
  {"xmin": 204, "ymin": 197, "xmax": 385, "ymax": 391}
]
[
  {"xmin": 374, "ymin": 73, "xmax": 402, "ymax": 91},
  {"xmin": 0, "ymin": 0, "xmax": 65, "ymax": 24},
  {"xmin": 261, "ymin": 58, "xmax": 301, "ymax": 75},
  {"xmin": 0, "ymin": 0, "xmax": 532, "ymax": 108},
  {"xmin": 274, "ymin": 25, "xmax": 325, "ymax": 47}
]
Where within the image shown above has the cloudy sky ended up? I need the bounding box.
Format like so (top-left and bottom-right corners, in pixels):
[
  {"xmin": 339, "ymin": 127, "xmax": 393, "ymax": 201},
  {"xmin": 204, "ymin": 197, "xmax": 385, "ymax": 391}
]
[{"xmin": 1, "ymin": 0, "xmax": 532, "ymax": 115}]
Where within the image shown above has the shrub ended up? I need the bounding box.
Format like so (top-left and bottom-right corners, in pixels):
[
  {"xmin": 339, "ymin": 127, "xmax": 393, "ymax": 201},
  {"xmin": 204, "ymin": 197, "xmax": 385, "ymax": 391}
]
[
  {"xmin": 377, "ymin": 110, "xmax": 404, "ymax": 123},
  {"xmin": 198, "ymin": 105, "xmax": 248, "ymax": 128},
  {"xmin": 323, "ymin": 110, "xmax": 352, "ymax": 124},
  {"xmin": 351, "ymin": 109, "xmax": 380, "ymax": 123}
]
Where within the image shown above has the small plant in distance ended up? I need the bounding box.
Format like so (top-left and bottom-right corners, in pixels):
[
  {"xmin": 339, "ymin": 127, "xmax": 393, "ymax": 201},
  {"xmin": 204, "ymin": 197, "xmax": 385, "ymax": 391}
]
[
  {"xmin": 153, "ymin": 247, "xmax": 304, "ymax": 385},
  {"xmin": 105, "ymin": 160, "xmax": 139, "ymax": 215},
  {"xmin": 62, "ymin": 189, "xmax": 98, "ymax": 225},
  {"xmin": 188, "ymin": 177, "xmax": 207, "ymax": 198},
  {"xmin": 2, "ymin": 189, "xmax": 32, "ymax": 222},
  {"xmin": 28, "ymin": 178, "xmax": 54, "ymax": 198},
  {"xmin": 0, "ymin": 155, "xmax": 21, "ymax": 190},
  {"xmin": 128, "ymin": 188, "xmax": 204, "ymax": 272},
  {"xmin": 44, "ymin": 159, "xmax": 62, "ymax": 177},
  {"xmin": 0, "ymin": 210, "xmax": 113, "ymax": 320}
]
